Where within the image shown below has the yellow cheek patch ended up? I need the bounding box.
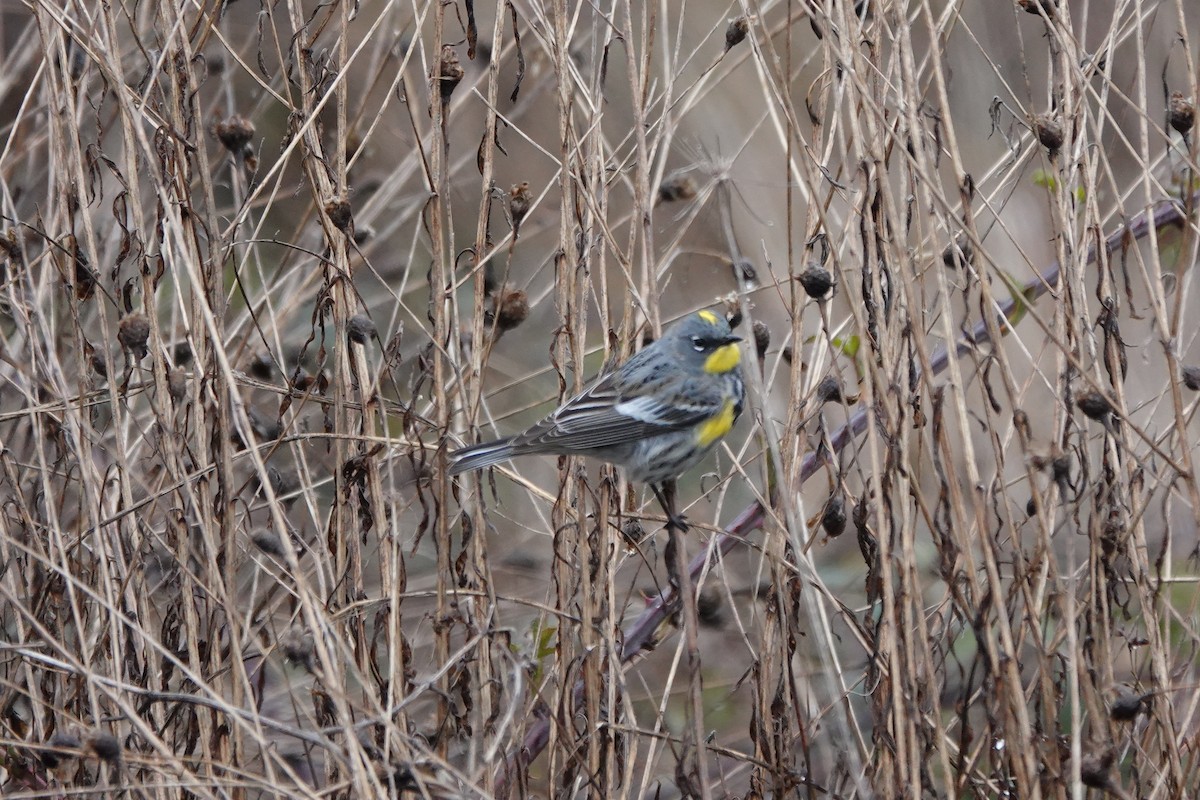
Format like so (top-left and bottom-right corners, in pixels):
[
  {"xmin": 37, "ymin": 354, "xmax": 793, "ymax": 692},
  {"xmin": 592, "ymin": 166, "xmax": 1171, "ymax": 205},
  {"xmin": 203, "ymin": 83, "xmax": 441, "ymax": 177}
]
[
  {"xmin": 697, "ymin": 310, "xmax": 719, "ymax": 324},
  {"xmin": 697, "ymin": 399, "xmax": 736, "ymax": 447},
  {"xmin": 703, "ymin": 342, "xmax": 741, "ymax": 374}
]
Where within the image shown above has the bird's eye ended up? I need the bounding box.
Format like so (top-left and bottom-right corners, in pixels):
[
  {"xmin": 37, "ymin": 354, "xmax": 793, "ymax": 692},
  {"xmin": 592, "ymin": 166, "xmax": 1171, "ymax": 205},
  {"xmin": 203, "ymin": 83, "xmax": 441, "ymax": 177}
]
[{"xmin": 691, "ymin": 336, "xmax": 707, "ymax": 352}]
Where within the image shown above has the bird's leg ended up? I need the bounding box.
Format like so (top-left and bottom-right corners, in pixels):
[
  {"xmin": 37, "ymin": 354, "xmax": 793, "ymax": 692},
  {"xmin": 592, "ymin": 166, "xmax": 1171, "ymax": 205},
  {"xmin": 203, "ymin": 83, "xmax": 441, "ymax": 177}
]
[{"xmin": 650, "ymin": 481, "xmax": 688, "ymax": 533}]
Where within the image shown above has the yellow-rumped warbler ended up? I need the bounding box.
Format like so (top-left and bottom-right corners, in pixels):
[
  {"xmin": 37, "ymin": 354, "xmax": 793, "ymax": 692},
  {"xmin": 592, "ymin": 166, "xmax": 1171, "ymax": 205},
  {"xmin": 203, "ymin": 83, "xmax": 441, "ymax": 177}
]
[{"xmin": 449, "ymin": 310, "xmax": 745, "ymax": 528}]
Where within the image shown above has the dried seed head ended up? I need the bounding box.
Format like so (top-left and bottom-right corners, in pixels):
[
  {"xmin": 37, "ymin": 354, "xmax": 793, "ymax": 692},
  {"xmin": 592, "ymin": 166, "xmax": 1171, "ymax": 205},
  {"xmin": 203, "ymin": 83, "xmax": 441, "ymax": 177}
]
[
  {"xmin": 620, "ymin": 518, "xmax": 647, "ymax": 548},
  {"xmin": 816, "ymin": 375, "xmax": 844, "ymax": 404},
  {"xmin": 509, "ymin": 182, "xmax": 532, "ymax": 232},
  {"xmin": 798, "ymin": 265, "xmax": 834, "ymax": 299},
  {"xmin": 732, "ymin": 259, "xmax": 758, "ymax": 286},
  {"xmin": 696, "ymin": 588, "xmax": 724, "ymax": 628},
  {"xmin": 437, "ymin": 45, "xmax": 464, "ymax": 102},
  {"xmin": 118, "ymin": 312, "xmax": 151, "ymax": 358},
  {"xmin": 41, "ymin": 732, "xmax": 82, "ymax": 769},
  {"xmin": 86, "ymin": 731, "xmax": 120, "ymax": 763},
  {"xmin": 249, "ymin": 352, "xmax": 277, "ymax": 381},
  {"xmin": 485, "ymin": 287, "xmax": 530, "ymax": 333},
  {"xmin": 1110, "ymin": 688, "xmax": 1148, "ymax": 722},
  {"xmin": 1076, "ymin": 390, "xmax": 1112, "ymax": 422},
  {"xmin": 1100, "ymin": 517, "xmax": 1122, "ymax": 557},
  {"xmin": 657, "ymin": 173, "xmax": 698, "ymax": 203},
  {"xmin": 1050, "ymin": 452, "xmax": 1071, "ymax": 485},
  {"xmin": 752, "ymin": 320, "xmax": 770, "ymax": 361},
  {"xmin": 324, "ymin": 197, "xmax": 353, "ymax": 233},
  {"xmin": 821, "ymin": 495, "xmax": 847, "ymax": 537},
  {"xmin": 0, "ymin": 228, "xmax": 22, "ymax": 265},
  {"xmin": 73, "ymin": 244, "xmax": 97, "ymax": 301},
  {"xmin": 282, "ymin": 626, "xmax": 316, "ymax": 671},
  {"xmin": 1182, "ymin": 365, "xmax": 1200, "ymax": 391},
  {"xmin": 1170, "ymin": 92, "xmax": 1196, "ymax": 136},
  {"xmin": 1033, "ymin": 114, "xmax": 1064, "ymax": 156},
  {"xmin": 722, "ymin": 294, "xmax": 743, "ymax": 330},
  {"xmin": 1025, "ymin": 496, "xmax": 1037, "ymax": 517},
  {"xmin": 482, "ymin": 260, "xmax": 499, "ymax": 295},
  {"xmin": 89, "ymin": 344, "xmax": 109, "ymax": 378},
  {"xmin": 168, "ymin": 368, "xmax": 187, "ymax": 402},
  {"xmin": 724, "ymin": 16, "xmax": 750, "ymax": 52},
  {"xmin": 1079, "ymin": 748, "xmax": 1115, "ymax": 790},
  {"xmin": 941, "ymin": 234, "xmax": 974, "ymax": 270},
  {"xmin": 347, "ymin": 313, "xmax": 376, "ymax": 344},
  {"xmin": 251, "ymin": 529, "xmax": 284, "ymax": 557},
  {"xmin": 1017, "ymin": 0, "xmax": 1057, "ymax": 17},
  {"xmin": 213, "ymin": 114, "xmax": 255, "ymax": 154}
]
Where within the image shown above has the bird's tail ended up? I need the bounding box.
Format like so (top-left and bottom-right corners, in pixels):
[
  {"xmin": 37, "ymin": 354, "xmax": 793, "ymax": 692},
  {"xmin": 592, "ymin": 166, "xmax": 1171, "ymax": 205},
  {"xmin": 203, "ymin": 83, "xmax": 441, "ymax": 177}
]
[{"xmin": 448, "ymin": 436, "xmax": 518, "ymax": 475}]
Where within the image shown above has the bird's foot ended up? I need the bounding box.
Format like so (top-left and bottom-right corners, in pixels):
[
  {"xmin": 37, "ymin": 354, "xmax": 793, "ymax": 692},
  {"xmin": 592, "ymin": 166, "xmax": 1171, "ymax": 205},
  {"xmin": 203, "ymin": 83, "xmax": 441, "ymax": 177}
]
[{"xmin": 650, "ymin": 482, "xmax": 689, "ymax": 534}]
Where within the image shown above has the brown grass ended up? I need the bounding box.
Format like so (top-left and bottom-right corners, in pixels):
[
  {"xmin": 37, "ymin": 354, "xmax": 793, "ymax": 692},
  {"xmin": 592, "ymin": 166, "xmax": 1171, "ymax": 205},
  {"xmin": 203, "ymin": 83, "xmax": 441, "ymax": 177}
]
[{"xmin": 2, "ymin": 0, "xmax": 1200, "ymax": 797}]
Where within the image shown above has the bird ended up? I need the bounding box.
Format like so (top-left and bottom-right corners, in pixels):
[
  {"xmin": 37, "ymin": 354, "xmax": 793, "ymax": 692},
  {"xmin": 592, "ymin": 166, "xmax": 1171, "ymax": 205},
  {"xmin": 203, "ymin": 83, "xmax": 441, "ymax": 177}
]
[{"xmin": 448, "ymin": 310, "xmax": 745, "ymax": 530}]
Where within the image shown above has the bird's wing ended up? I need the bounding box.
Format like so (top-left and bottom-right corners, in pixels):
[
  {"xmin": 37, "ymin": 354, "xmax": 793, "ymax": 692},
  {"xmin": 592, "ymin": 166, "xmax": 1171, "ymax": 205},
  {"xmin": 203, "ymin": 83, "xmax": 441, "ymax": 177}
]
[{"xmin": 507, "ymin": 373, "xmax": 726, "ymax": 454}]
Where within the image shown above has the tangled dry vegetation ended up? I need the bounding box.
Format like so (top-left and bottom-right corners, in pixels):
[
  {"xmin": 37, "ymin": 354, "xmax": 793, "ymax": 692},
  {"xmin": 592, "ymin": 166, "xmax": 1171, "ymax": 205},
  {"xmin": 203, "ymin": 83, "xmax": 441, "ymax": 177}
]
[{"xmin": 3, "ymin": 0, "xmax": 1200, "ymax": 798}]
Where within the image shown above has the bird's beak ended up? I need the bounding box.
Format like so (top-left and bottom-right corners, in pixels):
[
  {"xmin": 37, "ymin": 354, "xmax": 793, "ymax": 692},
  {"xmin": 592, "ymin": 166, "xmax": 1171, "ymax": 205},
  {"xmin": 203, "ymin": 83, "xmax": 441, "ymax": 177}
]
[{"xmin": 724, "ymin": 335, "xmax": 742, "ymax": 345}]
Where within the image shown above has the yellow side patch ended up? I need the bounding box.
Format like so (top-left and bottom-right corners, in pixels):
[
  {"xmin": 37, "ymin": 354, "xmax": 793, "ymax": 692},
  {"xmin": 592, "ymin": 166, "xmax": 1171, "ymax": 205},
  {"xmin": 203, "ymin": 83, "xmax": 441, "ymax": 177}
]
[
  {"xmin": 697, "ymin": 399, "xmax": 736, "ymax": 446},
  {"xmin": 704, "ymin": 342, "xmax": 741, "ymax": 374},
  {"xmin": 697, "ymin": 310, "xmax": 719, "ymax": 324}
]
